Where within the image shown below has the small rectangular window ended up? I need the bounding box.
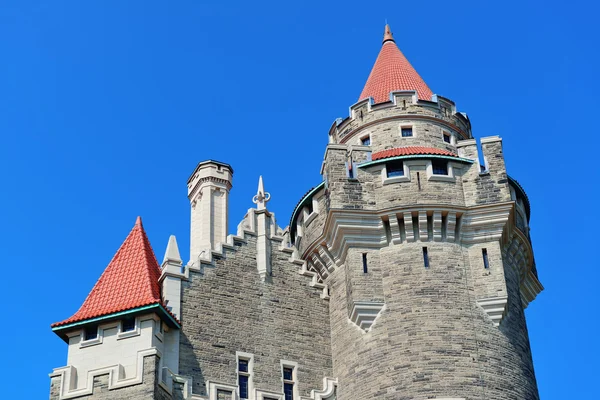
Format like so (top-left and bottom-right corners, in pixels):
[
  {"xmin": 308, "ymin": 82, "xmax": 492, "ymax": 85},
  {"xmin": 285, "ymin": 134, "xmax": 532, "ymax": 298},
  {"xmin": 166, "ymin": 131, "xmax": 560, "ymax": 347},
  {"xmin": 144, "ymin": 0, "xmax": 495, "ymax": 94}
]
[
  {"xmin": 482, "ymin": 248, "xmax": 489, "ymax": 269},
  {"xmin": 362, "ymin": 253, "xmax": 368, "ymax": 273},
  {"xmin": 361, "ymin": 136, "xmax": 371, "ymax": 146},
  {"xmin": 422, "ymin": 247, "xmax": 429, "ymax": 268},
  {"xmin": 122, "ymin": 317, "xmax": 135, "ymax": 332},
  {"xmin": 238, "ymin": 359, "xmax": 249, "ymax": 373},
  {"xmin": 386, "ymin": 161, "xmax": 404, "ymax": 177},
  {"xmin": 443, "ymin": 133, "xmax": 451, "ymax": 143},
  {"xmin": 401, "ymin": 127, "xmax": 413, "ymax": 137},
  {"xmin": 346, "ymin": 162, "xmax": 354, "ymax": 179},
  {"xmin": 432, "ymin": 160, "xmax": 448, "ymax": 175},
  {"xmin": 84, "ymin": 325, "xmax": 98, "ymax": 341}
]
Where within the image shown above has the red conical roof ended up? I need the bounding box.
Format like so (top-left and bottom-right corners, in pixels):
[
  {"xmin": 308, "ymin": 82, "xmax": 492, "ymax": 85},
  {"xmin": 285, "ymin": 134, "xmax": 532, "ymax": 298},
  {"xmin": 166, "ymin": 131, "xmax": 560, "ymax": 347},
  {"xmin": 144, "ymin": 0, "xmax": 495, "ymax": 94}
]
[
  {"xmin": 52, "ymin": 217, "xmax": 163, "ymax": 327},
  {"xmin": 359, "ymin": 25, "xmax": 433, "ymax": 103}
]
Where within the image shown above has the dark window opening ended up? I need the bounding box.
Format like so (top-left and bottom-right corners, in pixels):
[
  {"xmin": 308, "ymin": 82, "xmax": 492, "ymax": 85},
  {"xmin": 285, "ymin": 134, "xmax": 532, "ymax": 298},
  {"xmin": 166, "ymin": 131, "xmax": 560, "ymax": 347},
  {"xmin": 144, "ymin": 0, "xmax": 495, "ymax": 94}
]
[
  {"xmin": 238, "ymin": 359, "xmax": 249, "ymax": 373},
  {"xmin": 239, "ymin": 375, "xmax": 248, "ymax": 399},
  {"xmin": 84, "ymin": 325, "xmax": 98, "ymax": 341},
  {"xmin": 401, "ymin": 127, "xmax": 413, "ymax": 137},
  {"xmin": 423, "ymin": 247, "xmax": 430, "ymax": 268},
  {"xmin": 122, "ymin": 317, "xmax": 135, "ymax": 332},
  {"xmin": 432, "ymin": 160, "xmax": 448, "ymax": 175},
  {"xmin": 362, "ymin": 253, "xmax": 368, "ymax": 273},
  {"xmin": 283, "ymin": 367, "xmax": 293, "ymax": 381},
  {"xmin": 482, "ymin": 248, "xmax": 490, "ymax": 269},
  {"xmin": 361, "ymin": 136, "xmax": 371, "ymax": 146},
  {"xmin": 443, "ymin": 133, "xmax": 451, "ymax": 143},
  {"xmin": 386, "ymin": 161, "xmax": 404, "ymax": 178},
  {"xmin": 307, "ymin": 201, "xmax": 313, "ymax": 214},
  {"xmin": 347, "ymin": 162, "xmax": 354, "ymax": 179},
  {"xmin": 284, "ymin": 383, "xmax": 294, "ymax": 400}
]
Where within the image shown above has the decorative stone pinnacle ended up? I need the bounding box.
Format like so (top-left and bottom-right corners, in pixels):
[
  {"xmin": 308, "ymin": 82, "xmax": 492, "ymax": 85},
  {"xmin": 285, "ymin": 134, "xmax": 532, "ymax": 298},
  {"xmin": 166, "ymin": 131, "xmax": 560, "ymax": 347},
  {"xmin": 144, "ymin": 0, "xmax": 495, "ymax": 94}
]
[
  {"xmin": 252, "ymin": 175, "xmax": 271, "ymax": 210},
  {"xmin": 383, "ymin": 24, "xmax": 395, "ymax": 44}
]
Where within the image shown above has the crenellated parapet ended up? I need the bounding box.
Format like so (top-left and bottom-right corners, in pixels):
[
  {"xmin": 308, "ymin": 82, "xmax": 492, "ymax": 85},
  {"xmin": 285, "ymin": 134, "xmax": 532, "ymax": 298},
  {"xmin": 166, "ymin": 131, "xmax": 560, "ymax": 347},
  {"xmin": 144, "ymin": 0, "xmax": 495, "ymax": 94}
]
[{"xmin": 328, "ymin": 91, "xmax": 471, "ymax": 152}]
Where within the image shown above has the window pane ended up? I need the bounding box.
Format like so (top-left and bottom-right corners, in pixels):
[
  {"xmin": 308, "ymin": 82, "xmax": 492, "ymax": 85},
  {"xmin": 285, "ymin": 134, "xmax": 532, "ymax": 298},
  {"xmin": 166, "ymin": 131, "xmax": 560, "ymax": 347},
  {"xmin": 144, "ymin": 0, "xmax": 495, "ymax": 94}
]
[
  {"xmin": 432, "ymin": 160, "xmax": 448, "ymax": 175},
  {"xmin": 238, "ymin": 359, "xmax": 248, "ymax": 373},
  {"xmin": 122, "ymin": 318, "xmax": 135, "ymax": 332},
  {"xmin": 84, "ymin": 325, "xmax": 98, "ymax": 341},
  {"xmin": 239, "ymin": 375, "xmax": 248, "ymax": 399},
  {"xmin": 401, "ymin": 127, "xmax": 413, "ymax": 137},
  {"xmin": 386, "ymin": 162, "xmax": 404, "ymax": 178},
  {"xmin": 284, "ymin": 382, "xmax": 294, "ymax": 400},
  {"xmin": 283, "ymin": 367, "xmax": 293, "ymax": 381},
  {"xmin": 443, "ymin": 134, "xmax": 451, "ymax": 143},
  {"xmin": 361, "ymin": 137, "xmax": 371, "ymax": 145}
]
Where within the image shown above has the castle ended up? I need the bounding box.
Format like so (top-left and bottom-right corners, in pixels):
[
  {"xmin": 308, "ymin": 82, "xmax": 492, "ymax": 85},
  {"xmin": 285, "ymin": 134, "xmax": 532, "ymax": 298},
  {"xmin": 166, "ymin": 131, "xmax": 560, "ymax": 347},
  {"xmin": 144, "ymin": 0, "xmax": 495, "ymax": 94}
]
[{"xmin": 49, "ymin": 25, "xmax": 543, "ymax": 400}]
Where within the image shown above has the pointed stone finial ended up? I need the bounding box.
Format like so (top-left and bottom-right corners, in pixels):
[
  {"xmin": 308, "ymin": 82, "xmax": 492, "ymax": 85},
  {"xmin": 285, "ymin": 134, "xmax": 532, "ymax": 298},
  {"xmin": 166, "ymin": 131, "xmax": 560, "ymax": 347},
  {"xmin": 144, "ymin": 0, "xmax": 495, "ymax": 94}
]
[
  {"xmin": 383, "ymin": 24, "xmax": 395, "ymax": 44},
  {"xmin": 163, "ymin": 235, "xmax": 182, "ymax": 265},
  {"xmin": 252, "ymin": 175, "xmax": 271, "ymax": 210}
]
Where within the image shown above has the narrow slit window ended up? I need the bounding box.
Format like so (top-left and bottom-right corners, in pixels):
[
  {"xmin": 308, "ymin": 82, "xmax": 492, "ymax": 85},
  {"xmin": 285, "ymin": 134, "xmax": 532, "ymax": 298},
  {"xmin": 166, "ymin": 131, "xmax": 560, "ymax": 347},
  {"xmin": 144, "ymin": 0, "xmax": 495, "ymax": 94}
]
[
  {"xmin": 482, "ymin": 248, "xmax": 490, "ymax": 269},
  {"xmin": 283, "ymin": 366, "xmax": 295, "ymax": 400},
  {"xmin": 401, "ymin": 127, "xmax": 413, "ymax": 137},
  {"xmin": 238, "ymin": 359, "xmax": 249, "ymax": 399},
  {"xmin": 432, "ymin": 160, "xmax": 448, "ymax": 175},
  {"xmin": 386, "ymin": 161, "xmax": 404, "ymax": 177},
  {"xmin": 347, "ymin": 162, "xmax": 354, "ymax": 179},
  {"xmin": 362, "ymin": 253, "xmax": 368, "ymax": 273},
  {"xmin": 422, "ymin": 247, "xmax": 429, "ymax": 268}
]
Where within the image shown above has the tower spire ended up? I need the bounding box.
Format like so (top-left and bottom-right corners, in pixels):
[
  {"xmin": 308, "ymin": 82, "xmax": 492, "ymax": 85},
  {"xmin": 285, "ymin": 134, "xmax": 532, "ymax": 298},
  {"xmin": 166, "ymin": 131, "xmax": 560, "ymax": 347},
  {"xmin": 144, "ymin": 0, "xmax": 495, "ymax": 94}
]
[{"xmin": 359, "ymin": 24, "xmax": 433, "ymax": 103}]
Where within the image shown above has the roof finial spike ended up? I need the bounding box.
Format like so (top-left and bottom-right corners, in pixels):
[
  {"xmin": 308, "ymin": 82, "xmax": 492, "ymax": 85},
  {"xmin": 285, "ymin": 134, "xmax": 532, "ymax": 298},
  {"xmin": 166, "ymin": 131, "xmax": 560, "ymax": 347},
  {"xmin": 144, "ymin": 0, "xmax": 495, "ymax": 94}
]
[
  {"xmin": 252, "ymin": 175, "xmax": 271, "ymax": 210},
  {"xmin": 135, "ymin": 216, "xmax": 143, "ymax": 227},
  {"xmin": 383, "ymin": 23, "xmax": 395, "ymax": 44}
]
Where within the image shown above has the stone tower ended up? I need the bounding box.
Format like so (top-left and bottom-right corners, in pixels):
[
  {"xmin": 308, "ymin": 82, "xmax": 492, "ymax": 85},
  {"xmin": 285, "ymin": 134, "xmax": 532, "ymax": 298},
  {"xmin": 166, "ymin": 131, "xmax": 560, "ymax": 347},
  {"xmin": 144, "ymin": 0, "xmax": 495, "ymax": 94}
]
[
  {"xmin": 290, "ymin": 24, "xmax": 542, "ymax": 399},
  {"xmin": 49, "ymin": 24, "xmax": 542, "ymax": 400}
]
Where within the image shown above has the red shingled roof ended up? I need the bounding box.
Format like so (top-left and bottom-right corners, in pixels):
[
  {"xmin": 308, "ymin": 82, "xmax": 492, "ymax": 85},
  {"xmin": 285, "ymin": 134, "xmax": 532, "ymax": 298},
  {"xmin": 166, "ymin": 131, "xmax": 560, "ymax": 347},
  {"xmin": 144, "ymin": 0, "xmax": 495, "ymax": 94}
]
[
  {"xmin": 359, "ymin": 25, "xmax": 433, "ymax": 104},
  {"xmin": 372, "ymin": 146, "xmax": 458, "ymax": 161},
  {"xmin": 52, "ymin": 217, "xmax": 163, "ymax": 328}
]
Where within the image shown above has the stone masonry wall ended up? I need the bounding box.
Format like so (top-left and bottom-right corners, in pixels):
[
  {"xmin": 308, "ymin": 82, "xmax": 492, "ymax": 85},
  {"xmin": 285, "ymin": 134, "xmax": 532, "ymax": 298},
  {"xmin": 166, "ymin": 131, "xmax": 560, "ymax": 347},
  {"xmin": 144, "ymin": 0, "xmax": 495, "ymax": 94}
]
[
  {"xmin": 179, "ymin": 234, "xmax": 332, "ymax": 398},
  {"xmin": 329, "ymin": 239, "xmax": 539, "ymax": 400}
]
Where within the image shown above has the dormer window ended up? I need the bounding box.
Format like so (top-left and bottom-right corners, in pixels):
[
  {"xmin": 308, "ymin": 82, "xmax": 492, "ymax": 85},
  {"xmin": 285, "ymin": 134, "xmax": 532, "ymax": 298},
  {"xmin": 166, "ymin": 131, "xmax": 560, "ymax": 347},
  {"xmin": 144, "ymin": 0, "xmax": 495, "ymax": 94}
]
[
  {"xmin": 432, "ymin": 160, "xmax": 448, "ymax": 175},
  {"xmin": 386, "ymin": 161, "xmax": 404, "ymax": 177},
  {"xmin": 84, "ymin": 325, "xmax": 98, "ymax": 341},
  {"xmin": 401, "ymin": 127, "xmax": 413, "ymax": 137}
]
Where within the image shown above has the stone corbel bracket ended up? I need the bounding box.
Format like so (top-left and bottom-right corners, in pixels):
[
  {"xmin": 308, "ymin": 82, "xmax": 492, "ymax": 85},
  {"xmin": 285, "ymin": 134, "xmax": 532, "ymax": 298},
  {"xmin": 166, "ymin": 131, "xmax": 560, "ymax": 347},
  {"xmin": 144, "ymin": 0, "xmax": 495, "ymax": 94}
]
[
  {"xmin": 476, "ymin": 296, "xmax": 508, "ymax": 327},
  {"xmin": 350, "ymin": 301, "xmax": 385, "ymax": 331}
]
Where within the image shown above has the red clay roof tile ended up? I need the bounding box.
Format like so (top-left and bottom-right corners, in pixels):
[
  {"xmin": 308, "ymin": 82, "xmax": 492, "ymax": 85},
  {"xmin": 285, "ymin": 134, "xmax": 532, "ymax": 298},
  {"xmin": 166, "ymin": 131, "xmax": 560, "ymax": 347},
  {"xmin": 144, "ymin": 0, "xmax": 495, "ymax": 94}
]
[
  {"xmin": 372, "ymin": 146, "xmax": 458, "ymax": 161},
  {"xmin": 51, "ymin": 217, "xmax": 163, "ymax": 328},
  {"xmin": 359, "ymin": 25, "xmax": 433, "ymax": 103}
]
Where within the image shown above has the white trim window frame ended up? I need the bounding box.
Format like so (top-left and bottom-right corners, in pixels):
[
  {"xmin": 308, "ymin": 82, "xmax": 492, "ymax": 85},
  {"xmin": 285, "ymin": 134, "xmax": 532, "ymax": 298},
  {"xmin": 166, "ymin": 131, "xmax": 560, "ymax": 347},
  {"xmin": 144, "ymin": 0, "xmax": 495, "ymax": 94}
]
[
  {"xmin": 442, "ymin": 130, "xmax": 455, "ymax": 145},
  {"xmin": 426, "ymin": 159, "xmax": 455, "ymax": 182},
  {"xmin": 117, "ymin": 316, "xmax": 141, "ymax": 340},
  {"xmin": 280, "ymin": 360, "xmax": 299, "ymax": 400},
  {"xmin": 381, "ymin": 161, "xmax": 410, "ymax": 185},
  {"xmin": 237, "ymin": 352, "xmax": 254, "ymax": 400},
  {"xmin": 399, "ymin": 123, "xmax": 415, "ymax": 138}
]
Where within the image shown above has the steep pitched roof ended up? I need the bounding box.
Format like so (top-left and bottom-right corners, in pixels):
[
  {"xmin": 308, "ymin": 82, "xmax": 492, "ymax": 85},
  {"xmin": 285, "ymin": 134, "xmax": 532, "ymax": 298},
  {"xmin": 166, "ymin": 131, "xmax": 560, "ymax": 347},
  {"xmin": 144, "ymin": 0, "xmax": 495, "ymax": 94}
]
[
  {"xmin": 51, "ymin": 217, "xmax": 163, "ymax": 328},
  {"xmin": 372, "ymin": 146, "xmax": 458, "ymax": 161},
  {"xmin": 359, "ymin": 25, "xmax": 433, "ymax": 103}
]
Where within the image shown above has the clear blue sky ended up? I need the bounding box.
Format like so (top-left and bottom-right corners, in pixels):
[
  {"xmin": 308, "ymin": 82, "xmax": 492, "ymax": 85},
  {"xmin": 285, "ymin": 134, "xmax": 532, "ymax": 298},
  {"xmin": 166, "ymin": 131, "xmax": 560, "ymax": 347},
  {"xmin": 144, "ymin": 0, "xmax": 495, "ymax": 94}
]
[{"xmin": 1, "ymin": 1, "xmax": 597, "ymax": 398}]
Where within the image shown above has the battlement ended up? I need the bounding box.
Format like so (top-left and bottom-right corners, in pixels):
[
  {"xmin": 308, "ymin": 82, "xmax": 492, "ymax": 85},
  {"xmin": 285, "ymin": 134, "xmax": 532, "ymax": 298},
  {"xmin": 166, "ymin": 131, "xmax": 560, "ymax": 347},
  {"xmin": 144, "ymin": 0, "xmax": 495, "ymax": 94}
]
[{"xmin": 328, "ymin": 91, "xmax": 471, "ymax": 148}]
